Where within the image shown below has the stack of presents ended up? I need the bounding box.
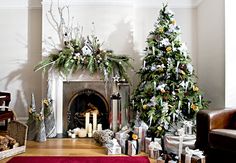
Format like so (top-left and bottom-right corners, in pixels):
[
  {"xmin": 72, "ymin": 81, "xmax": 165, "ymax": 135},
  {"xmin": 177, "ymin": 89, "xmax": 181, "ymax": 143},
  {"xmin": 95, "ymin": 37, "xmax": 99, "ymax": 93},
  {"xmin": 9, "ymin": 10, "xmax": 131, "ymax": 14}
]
[{"xmin": 97, "ymin": 120, "xmax": 205, "ymax": 163}]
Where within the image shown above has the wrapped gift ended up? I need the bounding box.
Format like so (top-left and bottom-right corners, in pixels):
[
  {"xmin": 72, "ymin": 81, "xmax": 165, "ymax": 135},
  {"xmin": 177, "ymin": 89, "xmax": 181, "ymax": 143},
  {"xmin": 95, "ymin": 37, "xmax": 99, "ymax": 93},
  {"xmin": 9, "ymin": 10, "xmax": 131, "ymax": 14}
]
[
  {"xmin": 148, "ymin": 141, "xmax": 162, "ymax": 159},
  {"xmin": 105, "ymin": 138, "xmax": 122, "ymax": 155},
  {"xmin": 127, "ymin": 139, "xmax": 141, "ymax": 156},
  {"xmin": 115, "ymin": 128, "xmax": 130, "ymax": 153},
  {"xmin": 183, "ymin": 121, "xmax": 194, "ymax": 135},
  {"xmin": 181, "ymin": 147, "xmax": 205, "ymax": 163},
  {"xmin": 133, "ymin": 121, "xmax": 148, "ymax": 151},
  {"xmin": 164, "ymin": 134, "xmax": 196, "ymax": 155},
  {"xmin": 145, "ymin": 137, "xmax": 152, "ymax": 154},
  {"xmin": 157, "ymin": 157, "xmax": 165, "ymax": 163}
]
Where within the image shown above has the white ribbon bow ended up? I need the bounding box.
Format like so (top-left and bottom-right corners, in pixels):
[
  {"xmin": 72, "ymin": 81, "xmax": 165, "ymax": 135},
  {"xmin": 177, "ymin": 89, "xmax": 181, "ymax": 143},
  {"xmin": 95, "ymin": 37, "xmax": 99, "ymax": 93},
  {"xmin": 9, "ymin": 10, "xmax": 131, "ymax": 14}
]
[
  {"xmin": 148, "ymin": 141, "xmax": 162, "ymax": 150},
  {"xmin": 185, "ymin": 147, "xmax": 204, "ymax": 158}
]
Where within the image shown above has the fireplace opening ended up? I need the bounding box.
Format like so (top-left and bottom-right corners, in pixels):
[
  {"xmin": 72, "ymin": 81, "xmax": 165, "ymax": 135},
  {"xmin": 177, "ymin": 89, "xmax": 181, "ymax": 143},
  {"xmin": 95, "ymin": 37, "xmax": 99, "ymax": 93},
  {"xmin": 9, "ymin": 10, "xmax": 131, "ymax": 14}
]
[{"xmin": 67, "ymin": 89, "xmax": 109, "ymax": 132}]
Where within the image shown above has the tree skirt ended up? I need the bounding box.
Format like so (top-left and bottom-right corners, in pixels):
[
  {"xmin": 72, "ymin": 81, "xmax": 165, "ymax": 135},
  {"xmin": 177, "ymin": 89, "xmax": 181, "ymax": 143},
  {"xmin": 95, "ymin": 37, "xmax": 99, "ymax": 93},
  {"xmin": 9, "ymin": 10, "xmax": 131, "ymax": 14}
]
[{"xmin": 7, "ymin": 156, "xmax": 150, "ymax": 163}]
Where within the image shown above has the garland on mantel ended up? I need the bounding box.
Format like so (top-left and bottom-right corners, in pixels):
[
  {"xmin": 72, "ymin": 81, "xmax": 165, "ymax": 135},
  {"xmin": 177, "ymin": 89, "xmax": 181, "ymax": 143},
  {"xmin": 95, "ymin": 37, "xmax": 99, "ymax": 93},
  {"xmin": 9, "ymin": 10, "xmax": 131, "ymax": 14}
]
[
  {"xmin": 34, "ymin": 3, "xmax": 133, "ymax": 82},
  {"xmin": 34, "ymin": 34, "xmax": 133, "ymax": 82}
]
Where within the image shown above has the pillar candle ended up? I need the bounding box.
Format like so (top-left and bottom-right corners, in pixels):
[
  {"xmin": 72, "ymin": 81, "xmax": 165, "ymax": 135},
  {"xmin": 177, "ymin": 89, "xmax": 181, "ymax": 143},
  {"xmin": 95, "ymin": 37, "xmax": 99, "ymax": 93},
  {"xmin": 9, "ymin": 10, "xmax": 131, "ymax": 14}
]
[
  {"xmin": 85, "ymin": 112, "xmax": 90, "ymax": 134},
  {"xmin": 92, "ymin": 112, "xmax": 97, "ymax": 132},
  {"xmin": 97, "ymin": 124, "xmax": 102, "ymax": 131},
  {"xmin": 88, "ymin": 123, "xmax": 92, "ymax": 133}
]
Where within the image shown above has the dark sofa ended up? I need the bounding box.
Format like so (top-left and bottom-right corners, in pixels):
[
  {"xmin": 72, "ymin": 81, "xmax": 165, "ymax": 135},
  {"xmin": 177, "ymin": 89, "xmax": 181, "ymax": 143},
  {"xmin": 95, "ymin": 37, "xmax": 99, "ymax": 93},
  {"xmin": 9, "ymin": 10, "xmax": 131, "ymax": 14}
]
[{"xmin": 195, "ymin": 108, "xmax": 236, "ymax": 163}]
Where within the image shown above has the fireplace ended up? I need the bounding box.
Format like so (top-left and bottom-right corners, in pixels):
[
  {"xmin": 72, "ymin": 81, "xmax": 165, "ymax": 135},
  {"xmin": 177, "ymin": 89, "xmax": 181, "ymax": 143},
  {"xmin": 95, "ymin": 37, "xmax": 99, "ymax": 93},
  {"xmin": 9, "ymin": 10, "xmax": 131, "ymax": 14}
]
[
  {"xmin": 66, "ymin": 88, "xmax": 109, "ymax": 132},
  {"xmin": 63, "ymin": 80, "xmax": 111, "ymax": 136},
  {"xmin": 47, "ymin": 70, "xmax": 130, "ymax": 137}
]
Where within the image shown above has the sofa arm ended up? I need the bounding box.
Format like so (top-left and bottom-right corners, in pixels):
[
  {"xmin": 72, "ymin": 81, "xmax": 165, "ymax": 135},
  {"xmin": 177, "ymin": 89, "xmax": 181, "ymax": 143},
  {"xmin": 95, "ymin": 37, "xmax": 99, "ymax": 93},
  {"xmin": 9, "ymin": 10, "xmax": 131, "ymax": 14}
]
[{"xmin": 195, "ymin": 108, "xmax": 236, "ymax": 151}]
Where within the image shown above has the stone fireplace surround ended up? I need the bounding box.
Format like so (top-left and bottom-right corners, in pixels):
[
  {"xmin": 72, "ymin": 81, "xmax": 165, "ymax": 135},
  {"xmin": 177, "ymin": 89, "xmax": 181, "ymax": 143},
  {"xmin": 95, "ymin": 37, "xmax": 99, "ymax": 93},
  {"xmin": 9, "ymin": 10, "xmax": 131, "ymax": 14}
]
[{"xmin": 48, "ymin": 70, "xmax": 112, "ymax": 136}]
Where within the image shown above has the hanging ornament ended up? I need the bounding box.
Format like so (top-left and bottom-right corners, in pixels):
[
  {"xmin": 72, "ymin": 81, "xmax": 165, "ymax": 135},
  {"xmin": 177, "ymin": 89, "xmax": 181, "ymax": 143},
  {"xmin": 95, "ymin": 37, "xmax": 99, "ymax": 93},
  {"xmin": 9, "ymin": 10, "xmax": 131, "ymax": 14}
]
[
  {"xmin": 187, "ymin": 63, "xmax": 193, "ymax": 74},
  {"xmin": 188, "ymin": 101, "xmax": 191, "ymax": 114},
  {"xmin": 152, "ymin": 45, "xmax": 155, "ymax": 55},
  {"xmin": 176, "ymin": 61, "xmax": 180, "ymax": 80},
  {"xmin": 112, "ymin": 74, "xmax": 120, "ymax": 83},
  {"xmin": 199, "ymin": 95, "xmax": 202, "ymax": 105}
]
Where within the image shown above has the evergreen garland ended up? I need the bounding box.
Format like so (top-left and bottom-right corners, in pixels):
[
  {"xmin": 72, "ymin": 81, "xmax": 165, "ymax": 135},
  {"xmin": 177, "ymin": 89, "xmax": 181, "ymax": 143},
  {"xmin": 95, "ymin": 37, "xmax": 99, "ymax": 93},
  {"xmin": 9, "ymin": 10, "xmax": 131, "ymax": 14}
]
[{"xmin": 34, "ymin": 35, "xmax": 133, "ymax": 82}]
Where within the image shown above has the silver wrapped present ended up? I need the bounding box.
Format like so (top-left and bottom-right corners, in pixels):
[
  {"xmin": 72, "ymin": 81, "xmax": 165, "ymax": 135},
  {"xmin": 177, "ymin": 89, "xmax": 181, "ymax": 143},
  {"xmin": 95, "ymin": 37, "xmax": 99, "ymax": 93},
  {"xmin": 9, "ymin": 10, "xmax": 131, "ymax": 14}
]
[
  {"xmin": 127, "ymin": 139, "xmax": 141, "ymax": 156},
  {"xmin": 148, "ymin": 141, "xmax": 162, "ymax": 159},
  {"xmin": 107, "ymin": 146, "xmax": 122, "ymax": 155},
  {"xmin": 145, "ymin": 137, "xmax": 152, "ymax": 154},
  {"xmin": 164, "ymin": 134, "xmax": 196, "ymax": 155},
  {"xmin": 115, "ymin": 129, "xmax": 129, "ymax": 153},
  {"xmin": 106, "ymin": 138, "xmax": 122, "ymax": 155}
]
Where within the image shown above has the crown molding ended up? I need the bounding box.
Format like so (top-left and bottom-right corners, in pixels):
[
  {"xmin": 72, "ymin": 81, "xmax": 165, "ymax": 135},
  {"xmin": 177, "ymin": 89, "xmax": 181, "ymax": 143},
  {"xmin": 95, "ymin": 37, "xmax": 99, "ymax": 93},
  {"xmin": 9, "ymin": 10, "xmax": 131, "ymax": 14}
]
[
  {"xmin": 42, "ymin": 0, "xmax": 203, "ymax": 8},
  {"xmin": 0, "ymin": 0, "xmax": 203, "ymax": 9}
]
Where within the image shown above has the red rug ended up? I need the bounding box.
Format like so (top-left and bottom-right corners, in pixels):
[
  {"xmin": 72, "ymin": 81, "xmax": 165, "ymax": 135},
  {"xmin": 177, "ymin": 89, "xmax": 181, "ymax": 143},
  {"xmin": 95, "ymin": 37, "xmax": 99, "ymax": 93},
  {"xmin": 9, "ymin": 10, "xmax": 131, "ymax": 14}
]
[{"xmin": 7, "ymin": 156, "xmax": 150, "ymax": 163}]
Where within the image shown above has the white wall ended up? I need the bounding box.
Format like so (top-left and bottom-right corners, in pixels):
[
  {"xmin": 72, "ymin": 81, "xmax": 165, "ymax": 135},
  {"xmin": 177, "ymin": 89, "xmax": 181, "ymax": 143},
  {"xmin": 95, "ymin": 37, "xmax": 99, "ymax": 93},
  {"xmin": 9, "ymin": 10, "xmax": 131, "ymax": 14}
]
[
  {"xmin": 225, "ymin": 1, "xmax": 236, "ymax": 107},
  {"xmin": 197, "ymin": 0, "xmax": 225, "ymax": 108},
  {"xmin": 0, "ymin": 0, "xmax": 203, "ymax": 121},
  {"xmin": 0, "ymin": 7, "xmax": 42, "ymax": 122}
]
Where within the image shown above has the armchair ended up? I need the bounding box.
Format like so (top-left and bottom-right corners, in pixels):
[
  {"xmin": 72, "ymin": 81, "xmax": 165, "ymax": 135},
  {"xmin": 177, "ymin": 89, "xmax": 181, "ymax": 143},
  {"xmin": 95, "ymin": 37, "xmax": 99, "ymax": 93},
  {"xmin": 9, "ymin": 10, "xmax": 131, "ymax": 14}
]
[
  {"xmin": 195, "ymin": 108, "xmax": 236, "ymax": 163},
  {"xmin": 0, "ymin": 92, "xmax": 14, "ymax": 130}
]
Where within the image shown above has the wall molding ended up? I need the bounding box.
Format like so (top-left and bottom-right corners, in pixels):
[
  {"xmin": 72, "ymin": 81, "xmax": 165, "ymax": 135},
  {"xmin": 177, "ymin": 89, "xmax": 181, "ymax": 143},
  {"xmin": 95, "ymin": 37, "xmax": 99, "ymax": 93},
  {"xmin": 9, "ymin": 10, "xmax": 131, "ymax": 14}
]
[{"xmin": 0, "ymin": 0, "xmax": 203, "ymax": 9}]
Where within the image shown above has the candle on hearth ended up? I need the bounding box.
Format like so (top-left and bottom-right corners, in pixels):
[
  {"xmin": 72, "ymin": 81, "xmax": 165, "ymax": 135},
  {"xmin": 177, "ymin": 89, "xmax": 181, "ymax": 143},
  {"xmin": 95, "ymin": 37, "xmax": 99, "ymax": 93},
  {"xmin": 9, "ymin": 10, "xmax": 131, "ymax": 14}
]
[
  {"xmin": 78, "ymin": 129, "xmax": 87, "ymax": 138},
  {"xmin": 85, "ymin": 112, "xmax": 90, "ymax": 134},
  {"xmin": 88, "ymin": 123, "xmax": 92, "ymax": 137},
  {"xmin": 92, "ymin": 112, "xmax": 97, "ymax": 132},
  {"xmin": 97, "ymin": 124, "xmax": 102, "ymax": 131}
]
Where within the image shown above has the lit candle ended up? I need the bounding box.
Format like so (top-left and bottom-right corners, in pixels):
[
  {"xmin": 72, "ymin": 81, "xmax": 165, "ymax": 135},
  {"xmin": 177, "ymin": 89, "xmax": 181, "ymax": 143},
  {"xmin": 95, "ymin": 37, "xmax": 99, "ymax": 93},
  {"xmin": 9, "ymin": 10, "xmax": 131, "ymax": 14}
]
[
  {"xmin": 85, "ymin": 112, "xmax": 90, "ymax": 134},
  {"xmin": 78, "ymin": 129, "xmax": 87, "ymax": 138},
  {"xmin": 97, "ymin": 124, "xmax": 102, "ymax": 131},
  {"xmin": 92, "ymin": 112, "xmax": 97, "ymax": 132},
  {"xmin": 88, "ymin": 123, "xmax": 92, "ymax": 137}
]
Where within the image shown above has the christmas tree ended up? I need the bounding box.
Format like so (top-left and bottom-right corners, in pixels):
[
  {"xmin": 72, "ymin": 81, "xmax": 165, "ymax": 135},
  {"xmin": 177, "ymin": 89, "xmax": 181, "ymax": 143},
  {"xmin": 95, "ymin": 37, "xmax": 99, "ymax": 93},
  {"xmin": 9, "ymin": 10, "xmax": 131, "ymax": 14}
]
[{"xmin": 131, "ymin": 4, "xmax": 209, "ymax": 137}]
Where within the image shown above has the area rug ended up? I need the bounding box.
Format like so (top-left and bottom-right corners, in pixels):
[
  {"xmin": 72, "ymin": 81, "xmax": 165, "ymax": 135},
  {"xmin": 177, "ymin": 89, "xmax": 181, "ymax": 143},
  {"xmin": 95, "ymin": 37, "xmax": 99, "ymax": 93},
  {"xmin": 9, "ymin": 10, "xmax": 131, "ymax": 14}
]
[{"xmin": 7, "ymin": 156, "xmax": 150, "ymax": 163}]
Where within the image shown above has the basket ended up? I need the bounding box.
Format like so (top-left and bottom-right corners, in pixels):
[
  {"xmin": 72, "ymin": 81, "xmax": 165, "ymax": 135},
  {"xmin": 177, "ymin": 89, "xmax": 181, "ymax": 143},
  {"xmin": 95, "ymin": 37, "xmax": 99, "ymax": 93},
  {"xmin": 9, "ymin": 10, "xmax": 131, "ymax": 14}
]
[{"xmin": 0, "ymin": 120, "xmax": 28, "ymax": 160}]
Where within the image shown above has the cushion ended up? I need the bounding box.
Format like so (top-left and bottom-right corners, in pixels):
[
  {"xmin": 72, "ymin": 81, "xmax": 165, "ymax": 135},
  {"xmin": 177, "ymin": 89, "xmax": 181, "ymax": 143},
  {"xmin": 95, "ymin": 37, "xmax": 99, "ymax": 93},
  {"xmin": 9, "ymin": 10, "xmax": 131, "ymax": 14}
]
[{"xmin": 209, "ymin": 129, "xmax": 236, "ymax": 151}]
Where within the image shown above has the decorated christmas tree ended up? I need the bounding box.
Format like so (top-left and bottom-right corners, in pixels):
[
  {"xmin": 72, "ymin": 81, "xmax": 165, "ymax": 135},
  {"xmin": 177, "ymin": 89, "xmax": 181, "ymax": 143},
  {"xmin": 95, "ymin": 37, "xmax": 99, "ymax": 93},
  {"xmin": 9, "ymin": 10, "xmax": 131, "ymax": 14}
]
[{"xmin": 131, "ymin": 4, "xmax": 209, "ymax": 137}]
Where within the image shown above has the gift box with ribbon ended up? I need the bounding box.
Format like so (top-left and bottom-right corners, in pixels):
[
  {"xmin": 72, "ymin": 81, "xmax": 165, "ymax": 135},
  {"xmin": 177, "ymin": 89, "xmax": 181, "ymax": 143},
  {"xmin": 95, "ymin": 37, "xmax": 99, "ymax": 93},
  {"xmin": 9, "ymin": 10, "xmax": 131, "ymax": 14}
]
[
  {"xmin": 125, "ymin": 131, "xmax": 141, "ymax": 156},
  {"xmin": 181, "ymin": 147, "xmax": 205, "ymax": 163},
  {"xmin": 133, "ymin": 121, "xmax": 148, "ymax": 151},
  {"xmin": 164, "ymin": 133, "xmax": 196, "ymax": 155},
  {"xmin": 115, "ymin": 128, "xmax": 130, "ymax": 153},
  {"xmin": 105, "ymin": 138, "xmax": 122, "ymax": 155},
  {"xmin": 148, "ymin": 141, "xmax": 162, "ymax": 159}
]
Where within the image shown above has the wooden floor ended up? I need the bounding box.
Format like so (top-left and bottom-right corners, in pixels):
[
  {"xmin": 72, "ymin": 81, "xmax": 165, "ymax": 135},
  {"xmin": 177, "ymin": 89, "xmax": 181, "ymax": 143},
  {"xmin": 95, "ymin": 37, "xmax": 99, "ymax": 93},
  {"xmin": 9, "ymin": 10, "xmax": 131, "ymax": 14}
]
[{"xmin": 0, "ymin": 138, "xmax": 156, "ymax": 163}]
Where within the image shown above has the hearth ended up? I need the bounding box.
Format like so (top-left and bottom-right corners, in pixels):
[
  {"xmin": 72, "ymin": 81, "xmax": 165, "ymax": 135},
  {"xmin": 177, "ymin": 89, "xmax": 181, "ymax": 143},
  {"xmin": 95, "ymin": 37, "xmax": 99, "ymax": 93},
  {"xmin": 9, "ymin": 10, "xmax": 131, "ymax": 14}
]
[
  {"xmin": 63, "ymin": 80, "xmax": 112, "ymax": 136},
  {"xmin": 66, "ymin": 89, "xmax": 109, "ymax": 132}
]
